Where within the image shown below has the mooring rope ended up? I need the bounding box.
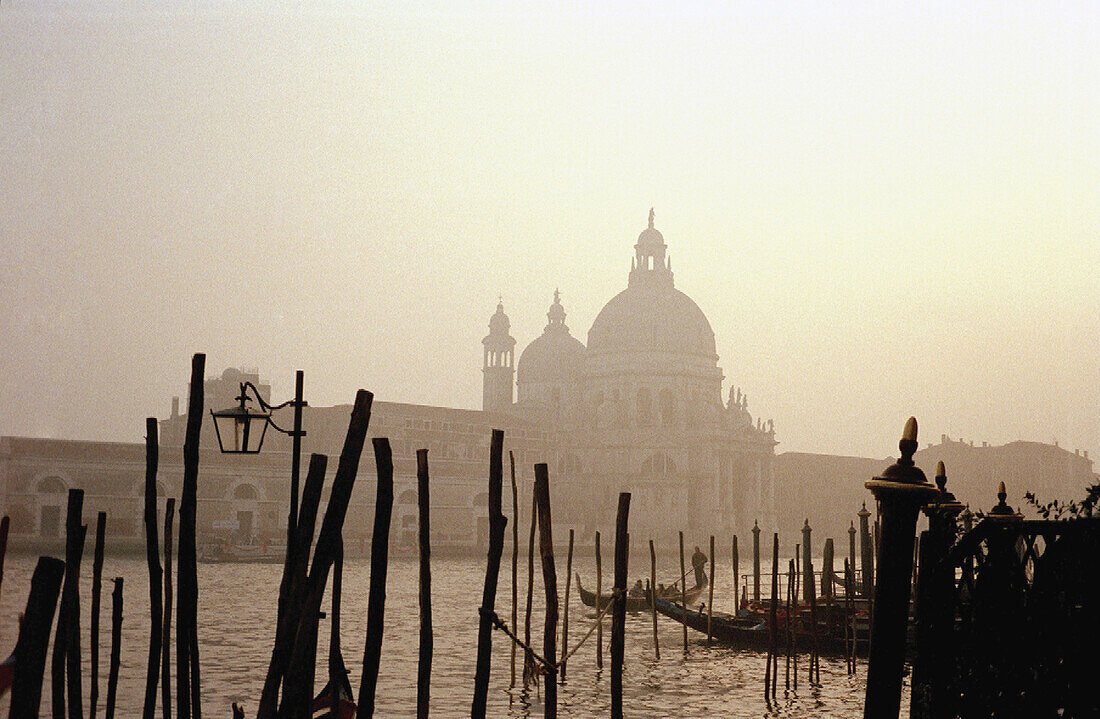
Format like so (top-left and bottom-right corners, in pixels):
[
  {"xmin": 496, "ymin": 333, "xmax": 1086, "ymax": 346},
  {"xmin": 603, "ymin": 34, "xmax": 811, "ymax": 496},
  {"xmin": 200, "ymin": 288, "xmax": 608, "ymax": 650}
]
[{"xmin": 480, "ymin": 587, "xmax": 625, "ymax": 672}]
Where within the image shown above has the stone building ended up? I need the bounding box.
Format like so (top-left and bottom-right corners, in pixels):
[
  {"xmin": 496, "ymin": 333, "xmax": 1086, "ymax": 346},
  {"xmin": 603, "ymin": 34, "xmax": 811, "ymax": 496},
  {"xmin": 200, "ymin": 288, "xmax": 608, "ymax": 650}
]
[{"xmin": 1, "ymin": 210, "xmax": 779, "ymax": 552}]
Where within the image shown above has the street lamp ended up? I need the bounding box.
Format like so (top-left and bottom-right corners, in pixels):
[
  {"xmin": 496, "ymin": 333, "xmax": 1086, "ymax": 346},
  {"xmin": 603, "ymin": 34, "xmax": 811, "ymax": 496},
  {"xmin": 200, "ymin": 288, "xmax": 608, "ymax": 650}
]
[{"xmin": 210, "ymin": 371, "xmax": 307, "ymax": 537}]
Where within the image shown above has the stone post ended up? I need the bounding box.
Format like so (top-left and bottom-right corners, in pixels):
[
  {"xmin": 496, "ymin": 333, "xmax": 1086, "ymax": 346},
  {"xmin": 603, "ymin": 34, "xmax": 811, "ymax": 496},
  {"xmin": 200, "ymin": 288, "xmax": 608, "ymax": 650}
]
[
  {"xmin": 751, "ymin": 520, "xmax": 761, "ymax": 602},
  {"xmin": 863, "ymin": 417, "xmax": 940, "ymax": 719}
]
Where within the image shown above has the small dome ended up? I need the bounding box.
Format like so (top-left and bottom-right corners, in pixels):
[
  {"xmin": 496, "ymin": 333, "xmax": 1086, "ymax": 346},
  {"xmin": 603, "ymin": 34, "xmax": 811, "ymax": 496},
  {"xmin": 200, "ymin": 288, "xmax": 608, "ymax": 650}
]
[
  {"xmin": 483, "ymin": 300, "xmax": 516, "ymax": 351},
  {"xmin": 587, "ymin": 283, "xmax": 716, "ymax": 358},
  {"xmin": 488, "ymin": 301, "xmax": 510, "ymax": 334},
  {"xmin": 518, "ymin": 291, "xmax": 586, "ymax": 384},
  {"xmin": 637, "ymin": 207, "xmax": 665, "ymax": 247}
]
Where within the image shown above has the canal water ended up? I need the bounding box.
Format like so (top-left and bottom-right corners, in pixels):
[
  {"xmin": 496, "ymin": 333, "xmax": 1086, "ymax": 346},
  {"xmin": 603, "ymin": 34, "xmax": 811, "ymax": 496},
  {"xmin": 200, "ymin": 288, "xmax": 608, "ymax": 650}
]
[{"xmin": 0, "ymin": 553, "xmax": 909, "ymax": 717}]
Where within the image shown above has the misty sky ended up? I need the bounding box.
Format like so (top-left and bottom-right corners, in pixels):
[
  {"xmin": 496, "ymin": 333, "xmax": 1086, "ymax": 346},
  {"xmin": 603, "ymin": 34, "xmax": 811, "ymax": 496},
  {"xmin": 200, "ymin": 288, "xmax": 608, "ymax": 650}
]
[{"xmin": 2, "ymin": 1, "xmax": 1097, "ymax": 460}]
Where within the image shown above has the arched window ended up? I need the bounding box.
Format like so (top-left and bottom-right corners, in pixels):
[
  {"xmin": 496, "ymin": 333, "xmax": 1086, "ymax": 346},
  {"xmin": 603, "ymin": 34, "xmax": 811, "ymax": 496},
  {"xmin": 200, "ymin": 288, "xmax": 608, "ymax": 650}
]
[
  {"xmin": 637, "ymin": 388, "xmax": 653, "ymax": 426},
  {"xmin": 233, "ymin": 484, "xmax": 259, "ymax": 501},
  {"xmin": 659, "ymin": 388, "xmax": 675, "ymax": 426},
  {"xmin": 398, "ymin": 489, "xmax": 418, "ymax": 505},
  {"xmin": 473, "ymin": 492, "xmax": 489, "ymax": 507},
  {"xmin": 38, "ymin": 476, "xmax": 66, "ymax": 494}
]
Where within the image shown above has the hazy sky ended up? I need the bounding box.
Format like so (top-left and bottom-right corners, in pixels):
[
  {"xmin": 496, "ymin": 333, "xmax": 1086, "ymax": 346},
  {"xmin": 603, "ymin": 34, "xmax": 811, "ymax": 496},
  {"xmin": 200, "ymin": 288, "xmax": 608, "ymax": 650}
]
[{"xmin": 2, "ymin": 1, "xmax": 1097, "ymax": 460}]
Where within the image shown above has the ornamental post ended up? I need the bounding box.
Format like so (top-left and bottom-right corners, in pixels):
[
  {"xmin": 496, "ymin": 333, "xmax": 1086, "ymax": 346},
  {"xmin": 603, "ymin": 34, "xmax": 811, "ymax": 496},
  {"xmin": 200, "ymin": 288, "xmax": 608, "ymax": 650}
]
[{"xmin": 863, "ymin": 417, "xmax": 941, "ymax": 719}]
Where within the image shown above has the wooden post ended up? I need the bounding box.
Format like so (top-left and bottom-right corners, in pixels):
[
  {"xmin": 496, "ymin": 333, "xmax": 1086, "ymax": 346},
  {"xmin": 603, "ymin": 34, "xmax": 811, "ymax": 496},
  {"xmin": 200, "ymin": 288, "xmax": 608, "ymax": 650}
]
[
  {"xmin": 257, "ymin": 453, "xmax": 329, "ymax": 719},
  {"xmin": 105, "ymin": 578, "xmax": 123, "ymax": 719},
  {"xmin": 801, "ymin": 520, "xmax": 812, "ymax": 604},
  {"xmin": 144, "ymin": 417, "xmax": 163, "ymax": 719},
  {"xmin": 509, "ymin": 451, "xmax": 519, "ymax": 689},
  {"xmin": 329, "ymin": 538, "xmax": 345, "ymax": 719},
  {"xmin": 356, "ymin": 437, "xmax": 395, "ymax": 719},
  {"xmin": 523, "ymin": 485, "xmax": 537, "ymax": 686},
  {"xmin": 678, "ymin": 532, "xmax": 688, "ymax": 651},
  {"xmin": 752, "ymin": 520, "xmax": 761, "ymax": 602},
  {"xmin": 560, "ymin": 528, "xmax": 574, "ymax": 679},
  {"xmin": 162, "ymin": 499, "xmax": 175, "ymax": 719},
  {"xmin": 281, "ymin": 391, "xmax": 373, "ymax": 719},
  {"xmin": 90, "ymin": 511, "xmax": 107, "ymax": 719},
  {"xmin": 649, "ymin": 539, "xmax": 659, "ymax": 660},
  {"xmin": 53, "ymin": 488, "xmax": 85, "ymax": 719},
  {"xmin": 0, "ymin": 515, "xmax": 8, "ymax": 633},
  {"xmin": 822, "ymin": 538, "xmax": 835, "ymax": 601},
  {"xmin": 731, "ymin": 536, "xmax": 739, "ymax": 611},
  {"xmin": 177, "ymin": 352, "xmax": 205, "ymax": 719},
  {"xmin": 416, "ymin": 449, "xmax": 433, "ymax": 719},
  {"xmin": 609, "ymin": 493, "xmax": 631, "ymax": 719},
  {"xmin": 595, "ymin": 531, "xmax": 603, "ymax": 669},
  {"xmin": 706, "ymin": 535, "xmax": 714, "ymax": 646},
  {"xmin": 784, "ymin": 560, "xmax": 792, "ymax": 692},
  {"xmin": 844, "ymin": 557, "xmax": 853, "ymax": 674},
  {"xmin": 768, "ymin": 533, "xmax": 779, "ymax": 699},
  {"xmin": 470, "ymin": 429, "xmax": 506, "ymax": 719},
  {"xmin": 807, "ymin": 555, "xmax": 820, "ymax": 685},
  {"xmin": 10, "ymin": 556, "xmax": 65, "ymax": 718},
  {"xmin": 533, "ymin": 464, "xmax": 559, "ymax": 716}
]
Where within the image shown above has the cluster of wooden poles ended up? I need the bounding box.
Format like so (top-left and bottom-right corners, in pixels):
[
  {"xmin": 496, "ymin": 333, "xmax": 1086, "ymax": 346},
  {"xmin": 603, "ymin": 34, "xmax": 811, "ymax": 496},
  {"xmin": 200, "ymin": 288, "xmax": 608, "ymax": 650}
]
[{"xmin": 1, "ymin": 352, "xmax": 640, "ymax": 719}]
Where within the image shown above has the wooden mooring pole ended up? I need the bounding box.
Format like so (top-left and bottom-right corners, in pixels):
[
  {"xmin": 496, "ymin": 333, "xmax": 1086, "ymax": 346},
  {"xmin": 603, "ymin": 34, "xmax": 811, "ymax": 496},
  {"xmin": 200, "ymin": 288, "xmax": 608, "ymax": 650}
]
[
  {"xmin": 144, "ymin": 417, "xmax": 164, "ymax": 719},
  {"xmin": 471, "ymin": 429, "xmax": 506, "ymax": 719},
  {"xmin": 177, "ymin": 352, "xmax": 204, "ymax": 719},
  {"xmin": 357, "ymin": 437, "xmax": 395, "ymax": 719},
  {"xmin": 706, "ymin": 535, "xmax": 715, "ymax": 646},
  {"xmin": 105, "ymin": 577, "xmax": 123, "ymax": 719},
  {"xmin": 10, "ymin": 556, "xmax": 65, "ymax": 718},
  {"xmin": 416, "ymin": 449, "xmax": 433, "ymax": 719},
  {"xmin": 533, "ymin": 464, "xmax": 559, "ymax": 716},
  {"xmin": 731, "ymin": 535, "xmax": 739, "ymax": 610},
  {"xmin": 649, "ymin": 539, "xmax": 659, "ymax": 660},
  {"xmin": 595, "ymin": 531, "xmax": 603, "ymax": 669},
  {"xmin": 560, "ymin": 528, "xmax": 574, "ymax": 680},
  {"xmin": 90, "ymin": 511, "xmax": 107, "ymax": 719},
  {"xmin": 523, "ymin": 484, "xmax": 537, "ymax": 686},
  {"xmin": 609, "ymin": 493, "xmax": 631, "ymax": 719},
  {"xmin": 678, "ymin": 532, "xmax": 688, "ymax": 652},
  {"xmin": 162, "ymin": 499, "xmax": 175, "ymax": 719},
  {"xmin": 54, "ymin": 487, "xmax": 85, "ymax": 719},
  {"xmin": 509, "ymin": 451, "xmax": 519, "ymax": 689}
]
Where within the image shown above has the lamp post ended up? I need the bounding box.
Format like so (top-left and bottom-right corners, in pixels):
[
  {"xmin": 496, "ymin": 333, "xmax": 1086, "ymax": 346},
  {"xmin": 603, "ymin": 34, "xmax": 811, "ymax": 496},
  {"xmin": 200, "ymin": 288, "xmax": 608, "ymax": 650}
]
[{"xmin": 210, "ymin": 371, "xmax": 307, "ymax": 541}]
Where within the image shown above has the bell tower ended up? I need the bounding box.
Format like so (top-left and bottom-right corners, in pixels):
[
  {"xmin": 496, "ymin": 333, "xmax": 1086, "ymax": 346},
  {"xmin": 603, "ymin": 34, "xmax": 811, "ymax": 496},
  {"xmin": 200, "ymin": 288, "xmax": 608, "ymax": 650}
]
[{"xmin": 482, "ymin": 299, "xmax": 516, "ymax": 412}]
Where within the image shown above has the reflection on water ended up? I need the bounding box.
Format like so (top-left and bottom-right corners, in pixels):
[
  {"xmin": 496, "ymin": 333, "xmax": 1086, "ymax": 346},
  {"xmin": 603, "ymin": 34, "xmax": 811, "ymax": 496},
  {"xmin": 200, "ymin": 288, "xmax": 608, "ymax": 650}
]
[{"xmin": 0, "ymin": 554, "xmax": 906, "ymax": 717}]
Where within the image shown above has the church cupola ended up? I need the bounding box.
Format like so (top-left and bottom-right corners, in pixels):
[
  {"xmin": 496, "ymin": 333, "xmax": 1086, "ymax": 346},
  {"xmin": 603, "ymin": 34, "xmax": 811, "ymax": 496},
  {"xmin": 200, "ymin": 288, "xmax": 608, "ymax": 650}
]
[
  {"xmin": 482, "ymin": 299, "xmax": 516, "ymax": 412},
  {"xmin": 629, "ymin": 208, "xmax": 675, "ymax": 289},
  {"xmin": 546, "ymin": 288, "xmax": 567, "ymax": 330}
]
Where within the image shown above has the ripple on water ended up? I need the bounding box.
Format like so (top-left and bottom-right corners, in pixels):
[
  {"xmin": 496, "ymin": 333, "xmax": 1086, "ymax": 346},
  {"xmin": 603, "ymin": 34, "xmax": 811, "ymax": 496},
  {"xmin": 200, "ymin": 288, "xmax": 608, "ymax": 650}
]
[{"xmin": 0, "ymin": 554, "xmax": 902, "ymax": 717}]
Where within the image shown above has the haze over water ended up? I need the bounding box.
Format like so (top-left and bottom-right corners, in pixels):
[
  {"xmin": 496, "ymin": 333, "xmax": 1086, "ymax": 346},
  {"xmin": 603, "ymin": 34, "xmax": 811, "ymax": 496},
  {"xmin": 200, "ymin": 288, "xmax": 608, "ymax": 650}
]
[{"xmin": 2, "ymin": 1, "xmax": 1097, "ymax": 460}]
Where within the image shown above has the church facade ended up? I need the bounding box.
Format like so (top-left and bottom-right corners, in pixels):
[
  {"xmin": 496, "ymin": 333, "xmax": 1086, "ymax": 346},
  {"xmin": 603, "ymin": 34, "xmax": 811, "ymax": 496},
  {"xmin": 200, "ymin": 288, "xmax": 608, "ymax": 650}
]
[
  {"xmin": 1, "ymin": 211, "xmax": 778, "ymax": 552},
  {"xmin": 480, "ymin": 210, "xmax": 778, "ymax": 541}
]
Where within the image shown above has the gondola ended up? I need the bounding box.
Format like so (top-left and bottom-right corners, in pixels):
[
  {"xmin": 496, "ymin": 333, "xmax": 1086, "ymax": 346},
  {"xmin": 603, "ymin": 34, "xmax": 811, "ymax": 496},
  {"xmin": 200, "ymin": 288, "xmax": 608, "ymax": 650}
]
[
  {"xmin": 652, "ymin": 595, "xmax": 868, "ymax": 655},
  {"xmin": 575, "ymin": 572, "xmax": 708, "ymax": 613}
]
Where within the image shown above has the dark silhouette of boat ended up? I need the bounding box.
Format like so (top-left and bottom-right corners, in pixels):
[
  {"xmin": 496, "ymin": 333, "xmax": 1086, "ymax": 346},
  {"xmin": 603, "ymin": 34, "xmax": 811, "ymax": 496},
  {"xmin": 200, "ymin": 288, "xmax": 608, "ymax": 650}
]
[
  {"xmin": 575, "ymin": 573, "xmax": 708, "ymax": 613},
  {"xmin": 653, "ymin": 595, "xmax": 868, "ymax": 654}
]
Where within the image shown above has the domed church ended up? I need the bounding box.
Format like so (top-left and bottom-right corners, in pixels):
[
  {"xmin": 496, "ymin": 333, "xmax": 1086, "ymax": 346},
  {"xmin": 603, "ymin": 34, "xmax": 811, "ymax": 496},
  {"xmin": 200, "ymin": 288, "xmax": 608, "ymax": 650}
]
[{"xmin": 482, "ymin": 209, "xmax": 777, "ymax": 539}]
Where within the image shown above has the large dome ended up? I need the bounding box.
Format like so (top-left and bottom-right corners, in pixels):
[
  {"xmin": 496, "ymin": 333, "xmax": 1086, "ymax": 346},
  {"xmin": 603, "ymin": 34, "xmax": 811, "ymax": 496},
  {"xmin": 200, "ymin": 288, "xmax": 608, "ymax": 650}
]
[{"xmin": 587, "ymin": 283, "xmax": 716, "ymax": 358}]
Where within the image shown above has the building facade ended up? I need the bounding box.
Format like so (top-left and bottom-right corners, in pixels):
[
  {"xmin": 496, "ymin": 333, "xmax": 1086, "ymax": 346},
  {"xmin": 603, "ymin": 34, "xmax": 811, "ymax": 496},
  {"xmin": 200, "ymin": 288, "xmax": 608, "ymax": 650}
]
[{"xmin": 1, "ymin": 210, "xmax": 779, "ymax": 552}]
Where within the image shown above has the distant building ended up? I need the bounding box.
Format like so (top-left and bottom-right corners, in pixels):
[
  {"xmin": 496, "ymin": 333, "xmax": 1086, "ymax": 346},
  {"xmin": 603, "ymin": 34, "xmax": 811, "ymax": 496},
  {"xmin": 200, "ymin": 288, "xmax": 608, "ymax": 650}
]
[{"xmin": 0, "ymin": 210, "xmax": 779, "ymax": 552}]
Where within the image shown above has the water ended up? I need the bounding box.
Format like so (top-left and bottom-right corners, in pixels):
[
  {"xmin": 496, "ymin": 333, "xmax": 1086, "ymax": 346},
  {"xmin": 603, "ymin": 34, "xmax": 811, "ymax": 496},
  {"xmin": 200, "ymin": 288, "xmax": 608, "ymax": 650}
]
[{"xmin": 0, "ymin": 553, "xmax": 907, "ymax": 717}]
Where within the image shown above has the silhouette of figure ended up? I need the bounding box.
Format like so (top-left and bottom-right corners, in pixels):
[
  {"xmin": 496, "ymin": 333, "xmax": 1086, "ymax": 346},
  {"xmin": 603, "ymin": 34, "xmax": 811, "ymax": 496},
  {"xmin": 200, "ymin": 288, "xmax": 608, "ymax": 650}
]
[{"xmin": 691, "ymin": 545, "xmax": 708, "ymax": 587}]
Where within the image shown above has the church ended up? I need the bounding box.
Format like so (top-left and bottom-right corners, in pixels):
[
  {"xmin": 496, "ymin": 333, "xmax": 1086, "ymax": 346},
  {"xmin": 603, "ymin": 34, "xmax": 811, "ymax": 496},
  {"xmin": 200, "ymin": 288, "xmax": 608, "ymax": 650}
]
[
  {"xmin": 1, "ymin": 210, "xmax": 778, "ymax": 552},
  {"xmin": 479, "ymin": 209, "xmax": 778, "ymax": 540}
]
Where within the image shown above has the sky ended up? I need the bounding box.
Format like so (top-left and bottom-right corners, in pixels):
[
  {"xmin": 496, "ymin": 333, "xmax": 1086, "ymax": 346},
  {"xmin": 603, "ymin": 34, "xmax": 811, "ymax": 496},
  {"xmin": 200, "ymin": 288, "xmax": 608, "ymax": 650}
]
[{"xmin": 1, "ymin": 1, "xmax": 1097, "ymax": 459}]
